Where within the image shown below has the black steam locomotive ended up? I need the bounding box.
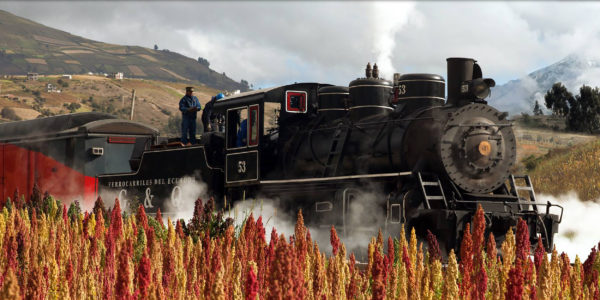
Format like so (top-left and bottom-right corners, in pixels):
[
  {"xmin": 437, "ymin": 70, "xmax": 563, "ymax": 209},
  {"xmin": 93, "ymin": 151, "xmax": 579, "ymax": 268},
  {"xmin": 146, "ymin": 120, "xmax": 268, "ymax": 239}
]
[{"xmin": 0, "ymin": 57, "xmax": 562, "ymax": 253}]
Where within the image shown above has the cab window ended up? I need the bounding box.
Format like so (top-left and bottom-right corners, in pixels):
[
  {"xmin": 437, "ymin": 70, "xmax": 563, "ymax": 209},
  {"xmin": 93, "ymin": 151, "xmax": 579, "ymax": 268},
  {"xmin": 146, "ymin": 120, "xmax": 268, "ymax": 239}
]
[
  {"xmin": 249, "ymin": 105, "xmax": 259, "ymax": 146},
  {"xmin": 264, "ymin": 102, "xmax": 280, "ymax": 134},
  {"xmin": 227, "ymin": 107, "xmax": 248, "ymax": 149}
]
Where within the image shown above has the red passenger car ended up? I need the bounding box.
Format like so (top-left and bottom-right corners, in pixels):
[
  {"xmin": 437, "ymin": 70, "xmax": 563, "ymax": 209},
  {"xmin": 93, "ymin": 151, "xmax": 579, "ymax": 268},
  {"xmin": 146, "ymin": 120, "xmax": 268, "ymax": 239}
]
[{"xmin": 0, "ymin": 113, "xmax": 157, "ymax": 207}]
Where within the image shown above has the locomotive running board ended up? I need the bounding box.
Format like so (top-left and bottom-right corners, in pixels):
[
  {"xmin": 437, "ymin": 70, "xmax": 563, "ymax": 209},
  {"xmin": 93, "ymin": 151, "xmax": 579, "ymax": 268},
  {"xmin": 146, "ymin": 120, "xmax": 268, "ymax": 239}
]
[{"xmin": 259, "ymin": 171, "xmax": 413, "ymax": 184}]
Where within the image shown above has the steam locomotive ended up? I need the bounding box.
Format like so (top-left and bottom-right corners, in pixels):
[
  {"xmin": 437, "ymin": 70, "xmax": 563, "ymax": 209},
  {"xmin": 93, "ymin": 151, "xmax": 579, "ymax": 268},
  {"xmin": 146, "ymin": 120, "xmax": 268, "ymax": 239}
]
[{"xmin": 0, "ymin": 57, "xmax": 562, "ymax": 252}]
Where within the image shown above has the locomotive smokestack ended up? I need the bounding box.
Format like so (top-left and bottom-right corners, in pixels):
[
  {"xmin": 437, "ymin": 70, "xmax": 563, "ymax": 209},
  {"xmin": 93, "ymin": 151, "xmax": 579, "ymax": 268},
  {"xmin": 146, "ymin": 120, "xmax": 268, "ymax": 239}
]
[
  {"xmin": 446, "ymin": 57, "xmax": 475, "ymax": 106},
  {"xmin": 366, "ymin": 62, "xmax": 373, "ymax": 78},
  {"xmin": 373, "ymin": 63, "xmax": 379, "ymax": 79}
]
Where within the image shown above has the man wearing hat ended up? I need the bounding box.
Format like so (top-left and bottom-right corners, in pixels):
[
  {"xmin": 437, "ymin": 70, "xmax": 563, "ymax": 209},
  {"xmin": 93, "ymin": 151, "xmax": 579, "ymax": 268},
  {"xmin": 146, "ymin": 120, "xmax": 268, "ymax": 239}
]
[{"xmin": 179, "ymin": 87, "xmax": 202, "ymax": 145}]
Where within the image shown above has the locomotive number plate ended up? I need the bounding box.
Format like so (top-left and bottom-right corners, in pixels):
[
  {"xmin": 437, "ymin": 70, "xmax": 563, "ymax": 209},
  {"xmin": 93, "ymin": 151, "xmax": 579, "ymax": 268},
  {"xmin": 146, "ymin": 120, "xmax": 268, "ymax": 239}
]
[{"xmin": 226, "ymin": 151, "xmax": 258, "ymax": 183}]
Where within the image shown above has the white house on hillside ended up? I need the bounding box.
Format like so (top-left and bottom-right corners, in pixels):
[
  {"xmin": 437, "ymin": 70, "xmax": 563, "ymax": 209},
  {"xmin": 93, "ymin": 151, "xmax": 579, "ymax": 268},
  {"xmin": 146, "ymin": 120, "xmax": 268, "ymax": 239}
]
[{"xmin": 110, "ymin": 72, "xmax": 124, "ymax": 80}]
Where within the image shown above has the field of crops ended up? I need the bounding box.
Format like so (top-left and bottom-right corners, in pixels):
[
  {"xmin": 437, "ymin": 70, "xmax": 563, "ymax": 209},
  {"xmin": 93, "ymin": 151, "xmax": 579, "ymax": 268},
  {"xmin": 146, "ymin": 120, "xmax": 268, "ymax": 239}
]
[{"xmin": 0, "ymin": 191, "xmax": 599, "ymax": 299}]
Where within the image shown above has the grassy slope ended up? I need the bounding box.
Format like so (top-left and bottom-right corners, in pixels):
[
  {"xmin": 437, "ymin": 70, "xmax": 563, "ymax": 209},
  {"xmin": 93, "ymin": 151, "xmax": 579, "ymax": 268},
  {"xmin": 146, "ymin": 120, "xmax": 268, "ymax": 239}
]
[
  {"xmin": 512, "ymin": 116, "xmax": 599, "ymax": 199},
  {"xmin": 0, "ymin": 10, "xmax": 247, "ymax": 91},
  {"xmin": 526, "ymin": 139, "xmax": 600, "ymax": 200}
]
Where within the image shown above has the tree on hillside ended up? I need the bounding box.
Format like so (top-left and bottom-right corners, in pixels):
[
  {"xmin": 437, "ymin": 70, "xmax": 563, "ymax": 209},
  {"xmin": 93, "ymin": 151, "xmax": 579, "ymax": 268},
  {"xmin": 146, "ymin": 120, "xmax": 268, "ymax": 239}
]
[
  {"xmin": 544, "ymin": 82, "xmax": 572, "ymax": 116},
  {"xmin": 240, "ymin": 79, "xmax": 249, "ymax": 91},
  {"xmin": 567, "ymin": 85, "xmax": 600, "ymax": 133},
  {"xmin": 164, "ymin": 115, "xmax": 182, "ymax": 137},
  {"xmin": 197, "ymin": 57, "xmax": 210, "ymax": 67},
  {"xmin": 1, "ymin": 107, "xmax": 21, "ymax": 121},
  {"xmin": 533, "ymin": 100, "xmax": 543, "ymax": 115},
  {"xmin": 154, "ymin": 44, "xmax": 158, "ymax": 50}
]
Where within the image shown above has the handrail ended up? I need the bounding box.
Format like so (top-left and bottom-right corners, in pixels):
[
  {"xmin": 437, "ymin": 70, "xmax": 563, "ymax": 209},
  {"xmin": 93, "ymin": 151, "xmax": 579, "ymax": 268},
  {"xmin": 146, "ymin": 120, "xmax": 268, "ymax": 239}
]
[{"xmin": 453, "ymin": 199, "xmax": 563, "ymax": 223}]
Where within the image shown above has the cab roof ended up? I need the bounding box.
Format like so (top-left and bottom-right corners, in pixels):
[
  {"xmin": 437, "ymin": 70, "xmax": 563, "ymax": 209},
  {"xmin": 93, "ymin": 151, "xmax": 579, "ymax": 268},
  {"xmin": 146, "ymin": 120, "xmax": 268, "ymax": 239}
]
[{"xmin": 213, "ymin": 82, "xmax": 328, "ymax": 110}]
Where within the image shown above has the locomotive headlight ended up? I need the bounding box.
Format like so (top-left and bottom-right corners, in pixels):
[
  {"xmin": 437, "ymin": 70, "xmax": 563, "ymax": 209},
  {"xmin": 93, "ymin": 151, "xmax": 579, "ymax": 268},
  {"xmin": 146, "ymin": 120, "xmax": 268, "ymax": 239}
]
[
  {"xmin": 473, "ymin": 82, "xmax": 489, "ymax": 99},
  {"xmin": 462, "ymin": 78, "xmax": 496, "ymax": 100}
]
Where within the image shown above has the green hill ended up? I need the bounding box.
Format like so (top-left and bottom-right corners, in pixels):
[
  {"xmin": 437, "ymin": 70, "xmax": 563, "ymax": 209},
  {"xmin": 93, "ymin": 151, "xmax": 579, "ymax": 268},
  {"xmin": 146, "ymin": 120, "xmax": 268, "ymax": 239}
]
[{"xmin": 0, "ymin": 10, "xmax": 248, "ymax": 91}]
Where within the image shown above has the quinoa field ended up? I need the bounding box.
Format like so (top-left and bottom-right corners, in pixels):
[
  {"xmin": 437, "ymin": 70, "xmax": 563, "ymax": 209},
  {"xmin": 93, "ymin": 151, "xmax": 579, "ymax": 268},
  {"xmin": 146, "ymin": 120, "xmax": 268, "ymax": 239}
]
[{"xmin": 0, "ymin": 190, "xmax": 599, "ymax": 300}]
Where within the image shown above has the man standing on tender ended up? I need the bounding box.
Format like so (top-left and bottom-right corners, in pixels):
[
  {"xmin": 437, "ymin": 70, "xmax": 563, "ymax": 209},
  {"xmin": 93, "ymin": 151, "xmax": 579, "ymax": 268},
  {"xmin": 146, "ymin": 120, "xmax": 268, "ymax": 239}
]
[{"xmin": 179, "ymin": 86, "xmax": 202, "ymax": 145}]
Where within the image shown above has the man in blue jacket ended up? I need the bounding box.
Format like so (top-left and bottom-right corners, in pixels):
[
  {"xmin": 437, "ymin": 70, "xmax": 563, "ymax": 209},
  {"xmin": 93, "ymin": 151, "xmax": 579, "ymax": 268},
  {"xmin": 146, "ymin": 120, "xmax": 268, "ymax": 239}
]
[
  {"xmin": 236, "ymin": 118, "xmax": 248, "ymax": 147},
  {"xmin": 179, "ymin": 86, "xmax": 202, "ymax": 145}
]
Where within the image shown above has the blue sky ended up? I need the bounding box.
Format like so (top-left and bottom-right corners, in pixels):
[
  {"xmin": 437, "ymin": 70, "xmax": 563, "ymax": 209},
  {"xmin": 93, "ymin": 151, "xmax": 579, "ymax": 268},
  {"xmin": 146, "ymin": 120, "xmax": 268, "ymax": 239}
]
[{"xmin": 2, "ymin": 1, "xmax": 600, "ymax": 88}]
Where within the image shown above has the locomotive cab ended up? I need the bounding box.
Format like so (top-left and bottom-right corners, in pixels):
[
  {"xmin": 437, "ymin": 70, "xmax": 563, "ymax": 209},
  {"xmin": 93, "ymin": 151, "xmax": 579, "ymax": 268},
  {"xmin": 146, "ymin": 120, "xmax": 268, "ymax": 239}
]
[{"xmin": 212, "ymin": 83, "xmax": 326, "ymax": 192}]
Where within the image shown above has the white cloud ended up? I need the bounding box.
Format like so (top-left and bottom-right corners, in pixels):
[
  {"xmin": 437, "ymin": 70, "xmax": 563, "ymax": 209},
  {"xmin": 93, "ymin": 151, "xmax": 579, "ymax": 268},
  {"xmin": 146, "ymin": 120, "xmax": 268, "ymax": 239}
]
[{"xmin": 1, "ymin": 2, "xmax": 600, "ymax": 88}]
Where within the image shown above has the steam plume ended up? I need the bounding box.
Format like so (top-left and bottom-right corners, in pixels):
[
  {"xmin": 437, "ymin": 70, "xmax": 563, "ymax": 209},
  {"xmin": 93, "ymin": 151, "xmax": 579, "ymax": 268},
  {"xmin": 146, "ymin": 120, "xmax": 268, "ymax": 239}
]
[
  {"xmin": 371, "ymin": 2, "xmax": 415, "ymax": 78},
  {"xmin": 538, "ymin": 192, "xmax": 600, "ymax": 260}
]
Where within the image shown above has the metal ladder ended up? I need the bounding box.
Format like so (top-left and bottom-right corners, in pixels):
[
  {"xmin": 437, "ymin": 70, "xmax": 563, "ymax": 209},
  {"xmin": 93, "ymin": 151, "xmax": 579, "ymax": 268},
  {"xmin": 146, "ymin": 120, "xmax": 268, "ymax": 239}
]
[
  {"xmin": 509, "ymin": 175, "xmax": 537, "ymax": 211},
  {"xmin": 417, "ymin": 172, "xmax": 448, "ymax": 209},
  {"xmin": 322, "ymin": 124, "xmax": 349, "ymax": 177}
]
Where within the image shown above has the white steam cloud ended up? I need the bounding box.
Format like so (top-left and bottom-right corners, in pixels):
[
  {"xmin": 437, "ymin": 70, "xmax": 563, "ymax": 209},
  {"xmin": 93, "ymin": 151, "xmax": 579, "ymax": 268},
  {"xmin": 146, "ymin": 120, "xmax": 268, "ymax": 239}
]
[
  {"xmin": 538, "ymin": 192, "xmax": 600, "ymax": 260},
  {"xmin": 228, "ymin": 198, "xmax": 297, "ymax": 242},
  {"xmin": 162, "ymin": 176, "xmax": 209, "ymax": 222},
  {"xmin": 228, "ymin": 188, "xmax": 388, "ymax": 258},
  {"xmin": 371, "ymin": 2, "xmax": 415, "ymax": 78},
  {"xmin": 340, "ymin": 190, "xmax": 388, "ymax": 256}
]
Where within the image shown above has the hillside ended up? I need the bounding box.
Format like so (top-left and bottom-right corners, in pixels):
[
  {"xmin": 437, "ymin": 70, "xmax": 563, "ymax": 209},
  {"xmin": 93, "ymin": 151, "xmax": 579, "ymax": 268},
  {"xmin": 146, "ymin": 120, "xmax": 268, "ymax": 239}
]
[
  {"xmin": 523, "ymin": 139, "xmax": 600, "ymax": 201},
  {"xmin": 0, "ymin": 10, "xmax": 248, "ymax": 91},
  {"xmin": 514, "ymin": 126, "xmax": 596, "ymax": 164},
  {"xmin": 509, "ymin": 118, "xmax": 599, "ymax": 199},
  {"xmin": 0, "ymin": 74, "xmax": 219, "ymax": 134}
]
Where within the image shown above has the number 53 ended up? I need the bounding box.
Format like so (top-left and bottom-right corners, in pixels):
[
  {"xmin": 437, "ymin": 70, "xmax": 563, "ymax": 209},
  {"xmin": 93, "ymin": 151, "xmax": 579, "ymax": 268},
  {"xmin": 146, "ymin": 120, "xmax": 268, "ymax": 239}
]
[{"xmin": 238, "ymin": 160, "xmax": 247, "ymax": 173}]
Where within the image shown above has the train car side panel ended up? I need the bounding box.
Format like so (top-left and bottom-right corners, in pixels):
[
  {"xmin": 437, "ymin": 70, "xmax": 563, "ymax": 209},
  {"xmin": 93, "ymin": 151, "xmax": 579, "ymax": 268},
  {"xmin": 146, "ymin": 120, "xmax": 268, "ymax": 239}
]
[
  {"xmin": 3, "ymin": 144, "xmax": 30, "ymax": 201},
  {"xmin": 2, "ymin": 142, "xmax": 88, "ymax": 205},
  {"xmin": 97, "ymin": 146, "xmax": 223, "ymax": 217}
]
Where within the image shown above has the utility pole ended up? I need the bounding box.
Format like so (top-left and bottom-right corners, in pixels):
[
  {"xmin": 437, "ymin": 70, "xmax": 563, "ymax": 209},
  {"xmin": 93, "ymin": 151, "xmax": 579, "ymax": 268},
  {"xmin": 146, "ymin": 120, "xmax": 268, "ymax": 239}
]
[
  {"xmin": 121, "ymin": 95, "xmax": 125, "ymax": 108},
  {"xmin": 130, "ymin": 89, "xmax": 136, "ymax": 120}
]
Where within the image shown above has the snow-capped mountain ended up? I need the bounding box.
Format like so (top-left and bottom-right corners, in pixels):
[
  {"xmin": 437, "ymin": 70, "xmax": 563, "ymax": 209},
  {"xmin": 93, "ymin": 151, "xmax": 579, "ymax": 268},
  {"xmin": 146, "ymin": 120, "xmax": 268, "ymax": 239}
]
[{"xmin": 488, "ymin": 54, "xmax": 600, "ymax": 115}]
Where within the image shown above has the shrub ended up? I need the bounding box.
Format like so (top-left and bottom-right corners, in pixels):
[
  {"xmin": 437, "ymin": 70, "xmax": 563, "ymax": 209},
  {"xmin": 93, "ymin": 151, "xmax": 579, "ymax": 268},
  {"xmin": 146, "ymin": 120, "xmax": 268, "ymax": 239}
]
[{"xmin": 1, "ymin": 107, "xmax": 21, "ymax": 121}]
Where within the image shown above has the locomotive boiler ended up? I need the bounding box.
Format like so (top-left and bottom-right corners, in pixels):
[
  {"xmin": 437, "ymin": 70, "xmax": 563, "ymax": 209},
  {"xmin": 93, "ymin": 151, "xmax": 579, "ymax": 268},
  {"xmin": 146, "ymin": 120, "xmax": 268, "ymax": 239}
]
[
  {"xmin": 0, "ymin": 57, "xmax": 563, "ymax": 254},
  {"xmin": 286, "ymin": 60, "xmax": 513, "ymax": 195}
]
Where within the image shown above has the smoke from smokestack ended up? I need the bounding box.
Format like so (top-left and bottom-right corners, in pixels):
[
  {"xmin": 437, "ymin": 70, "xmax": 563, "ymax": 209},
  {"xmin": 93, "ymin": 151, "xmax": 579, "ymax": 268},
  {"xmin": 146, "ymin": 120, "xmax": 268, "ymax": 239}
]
[{"xmin": 372, "ymin": 2, "xmax": 415, "ymax": 79}]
